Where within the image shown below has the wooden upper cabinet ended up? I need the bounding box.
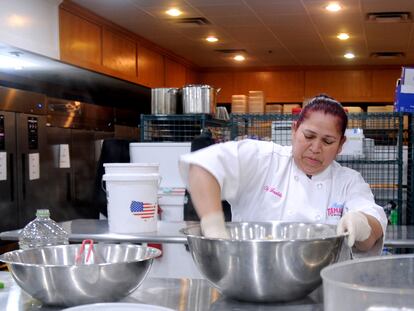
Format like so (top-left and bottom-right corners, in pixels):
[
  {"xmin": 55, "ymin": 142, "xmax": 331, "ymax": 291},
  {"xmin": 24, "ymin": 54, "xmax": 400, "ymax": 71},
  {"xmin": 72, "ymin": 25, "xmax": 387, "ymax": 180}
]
[
  {"xmin": 233, "ymin": 71, "xmax": 304, "ymax": 103},
  {"xmin": 234, "ymin": 72, "xmax": 267, "ymax": 96},
  {"xmin": 305, "ymin": 70, "xmax": 373, "ymax": 102},
  {"xmin": 137, "ymin": 44, "xmax": 164, "ymax": 88},
  {"xmin": 265, "ymin": 71, "xmax": 304, "ymax": 102},
  {"xmin": 341, "ymin": 70, "xmax": 372, "ymax": 101},
  {"xmin": 371, "ymin": 69, "xmax": 400, "ymax": 102},
  {"xmin": 102, "ymin": 28, "xmax": 137, "ymax": 78},
  {"xmin": 186, "ymin": 68, "xmax": 200, "ymax": 84},
  {"xmin": 305, "ymin": 71, "xmax": 345, "ymax": 100},
  {"xmin": 199, "ymin": 72, "xmax": 234, "ymax": 103},
  {"xmin": 59, "ymin": 9, "xmax": 102, "ymax": 68},
  {"xmin": 165, "ymin": 58, "xmax": 186, "ymax": 88}
]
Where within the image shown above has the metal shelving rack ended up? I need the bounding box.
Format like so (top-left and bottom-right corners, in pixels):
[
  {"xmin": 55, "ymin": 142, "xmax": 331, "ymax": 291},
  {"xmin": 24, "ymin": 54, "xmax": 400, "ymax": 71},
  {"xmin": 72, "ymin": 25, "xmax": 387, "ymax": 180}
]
[
  {"xmin": 140, "ymin": 114, "xmax": 230, "ymax": 142},
  {"xmin": 141, "ymin": 112, "xmax": 405, "ymax": 223}
]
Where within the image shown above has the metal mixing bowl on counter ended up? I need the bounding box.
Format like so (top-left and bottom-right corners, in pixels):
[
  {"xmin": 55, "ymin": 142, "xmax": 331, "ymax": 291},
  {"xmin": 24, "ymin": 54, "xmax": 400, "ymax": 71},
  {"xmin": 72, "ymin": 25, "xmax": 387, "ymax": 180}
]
[
  {"xmin": 181, "ymin": 221, "xmax": 345, "ymax": 302},
  {"xmin": 0, "ymin": 244, "xmax": 161, "ymax": 307},
  {"xmin": 321, "ymin": 254, "xmax": 414, "ymax": 311}
]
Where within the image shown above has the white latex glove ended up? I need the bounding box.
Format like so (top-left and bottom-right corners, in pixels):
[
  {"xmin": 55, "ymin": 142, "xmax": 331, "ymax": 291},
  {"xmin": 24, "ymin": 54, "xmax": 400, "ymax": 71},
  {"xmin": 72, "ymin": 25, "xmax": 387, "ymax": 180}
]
[
  {"xmin": 337, "ymin": 211, "xmax": 372, "ymax": 247},
  {"xmin": 200, "ymin": 211, "xmax": 230, "ymax": 239}
]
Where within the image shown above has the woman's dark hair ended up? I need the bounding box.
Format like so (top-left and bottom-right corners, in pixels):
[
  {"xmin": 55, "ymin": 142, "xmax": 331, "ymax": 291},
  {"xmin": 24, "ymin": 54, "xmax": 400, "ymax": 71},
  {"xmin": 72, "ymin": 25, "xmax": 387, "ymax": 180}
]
[{"xmin": 296, "ymin": 94, "xmax": 348, "ymax": 137}]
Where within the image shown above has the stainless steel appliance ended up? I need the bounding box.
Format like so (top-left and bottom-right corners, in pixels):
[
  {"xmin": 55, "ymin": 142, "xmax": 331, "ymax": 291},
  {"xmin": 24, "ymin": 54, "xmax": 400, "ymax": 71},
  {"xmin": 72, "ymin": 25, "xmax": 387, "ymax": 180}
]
[
  {"xmin": 45, "ymin": 97, "xmax": 114, "ymax": 220},
  {"xmin": 0, "ymin": 86, "xmax": 53, "ymax": 230},
  {"xmin": 0, "ymin": 86, "xmax": 115, "ymax": 234}
]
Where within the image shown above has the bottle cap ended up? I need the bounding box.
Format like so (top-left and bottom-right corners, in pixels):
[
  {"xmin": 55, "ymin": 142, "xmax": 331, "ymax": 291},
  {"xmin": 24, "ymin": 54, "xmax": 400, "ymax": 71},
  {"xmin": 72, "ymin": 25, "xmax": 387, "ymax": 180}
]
[{"xmin": 36, "ymin": 209, "xmax": 50, "ymax": 217}]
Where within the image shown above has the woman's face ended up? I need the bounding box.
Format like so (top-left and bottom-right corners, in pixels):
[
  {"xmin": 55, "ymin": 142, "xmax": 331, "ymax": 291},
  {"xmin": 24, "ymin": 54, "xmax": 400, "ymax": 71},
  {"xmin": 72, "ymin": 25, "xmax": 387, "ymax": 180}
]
[{"xmin": 292, "ymin": 111, "xmax": 346, "ymax": 175}]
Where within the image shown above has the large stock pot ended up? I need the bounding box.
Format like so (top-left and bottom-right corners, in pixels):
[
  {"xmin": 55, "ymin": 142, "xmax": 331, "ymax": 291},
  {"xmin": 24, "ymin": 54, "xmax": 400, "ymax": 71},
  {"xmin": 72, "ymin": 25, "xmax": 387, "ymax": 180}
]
[
  {"xmin": 182, "ymin": 84, "xmax": 220, "ymax": 114},
  {"xmin": 151, "ymin": 88, "xmax": 179, "ymax": 114}
]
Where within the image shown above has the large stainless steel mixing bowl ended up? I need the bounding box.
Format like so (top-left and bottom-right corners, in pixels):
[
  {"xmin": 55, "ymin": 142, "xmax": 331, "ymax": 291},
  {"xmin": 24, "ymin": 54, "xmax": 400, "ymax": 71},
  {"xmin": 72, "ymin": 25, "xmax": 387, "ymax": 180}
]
[
  {"xmin": 0, "ymin": 244, "xmax": 161, "ymax": 307},
  {"xmin": 181, "ymin": 222, "xmax": 345, "ymax": 302}
]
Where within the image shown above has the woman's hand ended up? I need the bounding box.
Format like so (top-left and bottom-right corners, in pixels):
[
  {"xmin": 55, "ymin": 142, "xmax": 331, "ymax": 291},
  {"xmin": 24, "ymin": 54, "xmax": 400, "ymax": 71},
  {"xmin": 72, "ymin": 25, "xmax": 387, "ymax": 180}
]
[
  {"xmin": 337, "ymin": 211, "xmax": 383, "ymax": 251},
  {"xmin": 200, "ymin": 211, "xmax": 230, "ymax": 239}
]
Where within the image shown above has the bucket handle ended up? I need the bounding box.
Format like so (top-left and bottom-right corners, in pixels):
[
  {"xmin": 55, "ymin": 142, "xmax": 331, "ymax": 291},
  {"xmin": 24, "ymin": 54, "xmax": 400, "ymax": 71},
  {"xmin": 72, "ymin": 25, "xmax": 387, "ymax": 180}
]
[
  {"xmin": 101, "ymin": 176, "xmax": 162, "ymax": 195},
  {"xmin": 101, "ymin": 179, "xmax": 107, "ymax": 195}
]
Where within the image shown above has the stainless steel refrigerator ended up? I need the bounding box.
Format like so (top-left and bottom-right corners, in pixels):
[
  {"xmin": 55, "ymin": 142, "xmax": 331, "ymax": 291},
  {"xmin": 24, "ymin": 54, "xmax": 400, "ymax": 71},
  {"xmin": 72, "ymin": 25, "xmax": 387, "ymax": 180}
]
[
  {"xmin": 0, "ymin": 86, "xmax": 53, "ymax": 230},
  {"xmin": 45, "ymin": 97, "xmax": 114, "ymax": 221},
  {"xmin": 0, "ymin": 87, "xmax": 115, "ymax": 233}
]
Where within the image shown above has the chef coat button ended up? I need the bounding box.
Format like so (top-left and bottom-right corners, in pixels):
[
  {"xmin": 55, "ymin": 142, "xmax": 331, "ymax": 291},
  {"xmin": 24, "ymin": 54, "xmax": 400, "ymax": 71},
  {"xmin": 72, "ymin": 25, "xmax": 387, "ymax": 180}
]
[
  {"xmin": 294, "ymin": 176, "xmax": 299, "ymax": 181},
  {"xmin": 317, "ymin": 183, "xmax": 322, "ymax": 189},
  {"xmin": 288, "ymin": 210, "xmax": 293, "ymax": 215},
  {"xmin": 315, "ymin": 215, "xmax": 321, "ymax": 221}
]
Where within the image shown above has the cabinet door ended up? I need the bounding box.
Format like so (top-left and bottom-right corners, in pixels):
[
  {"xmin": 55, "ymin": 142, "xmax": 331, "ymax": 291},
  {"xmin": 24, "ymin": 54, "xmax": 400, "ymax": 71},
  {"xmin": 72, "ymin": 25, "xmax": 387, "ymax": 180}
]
[
  {"xmin": 59, "ymin": 9, "xmax": 102, "ymax": 68},
  {"xmin": 305, "ymin": 70, "xmax": 345, "ymax": 100},
  {"xmin": 305, "ymin": 70, "xmax": 372, "ymax": 102},
  {"xmin": 186, "ymin": 68, "xmax": 199, "ymax": 84},
  {"xmin": 234, "ymin": 72, "xmax": 267, "ymax": 96},
  {"xmin": 137, "ymin": 45, "xmax": 164, "ymax": 88},
  {"xmin": 371, "ymin": 69, "xmax": 401, "ymax": 102},
  {"xmin": 265, "ymin": 71, "xmax": 304, "ymax": 102},
  {"xmin": 102, "ymin": 28, "xmax": 137, "ymax": 78},
  {"xmin": 200, "ymin": 72, "xmax": 234, "ymax": 103},
  {"xmin": 165, "ymin": 58, "xmax": 186, "ymax": 88}
]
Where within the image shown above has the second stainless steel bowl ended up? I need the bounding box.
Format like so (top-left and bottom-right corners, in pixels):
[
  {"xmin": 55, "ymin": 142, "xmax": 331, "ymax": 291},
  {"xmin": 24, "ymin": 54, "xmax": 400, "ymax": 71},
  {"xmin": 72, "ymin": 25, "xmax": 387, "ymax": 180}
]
[
  {"xmin": 182, "ymin": 222, "xmax": 345, "ymax": 302},
  {"xmin": 0, "ymin": 244, "xmax": 161, "ymax": 306}
]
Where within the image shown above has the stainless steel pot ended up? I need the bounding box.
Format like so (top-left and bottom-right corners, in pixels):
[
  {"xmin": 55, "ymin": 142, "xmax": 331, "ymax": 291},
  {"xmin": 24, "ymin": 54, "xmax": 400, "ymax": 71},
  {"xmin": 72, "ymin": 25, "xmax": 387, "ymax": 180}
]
[
  {"xmin": 182, "ymin": 84, "xmax": 221, "ymax": 114},
  {"xmin": 151, "ymin": 88, "xmax": 179, "ymax": 114}
]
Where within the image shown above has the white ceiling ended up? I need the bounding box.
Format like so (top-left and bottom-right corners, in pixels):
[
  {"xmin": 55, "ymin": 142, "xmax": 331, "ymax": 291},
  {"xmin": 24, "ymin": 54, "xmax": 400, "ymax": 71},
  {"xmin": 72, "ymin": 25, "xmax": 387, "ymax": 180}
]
[{"xmin": 71, "ymin": 0, "xmax": 414, "ymax": 68}]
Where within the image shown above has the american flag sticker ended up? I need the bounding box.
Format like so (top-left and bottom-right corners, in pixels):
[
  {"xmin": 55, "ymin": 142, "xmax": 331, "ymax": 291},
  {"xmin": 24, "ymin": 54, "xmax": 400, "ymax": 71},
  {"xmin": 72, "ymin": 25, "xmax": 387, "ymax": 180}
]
[{"xmin": 130, "ymin": 201, "xmax": 156, "ymax": 219}]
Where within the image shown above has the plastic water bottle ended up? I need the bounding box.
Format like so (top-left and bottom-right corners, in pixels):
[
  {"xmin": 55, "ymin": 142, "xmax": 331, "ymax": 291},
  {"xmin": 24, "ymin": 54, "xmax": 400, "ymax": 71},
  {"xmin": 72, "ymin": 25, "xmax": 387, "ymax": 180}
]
[{"xmin": 18, "ymin": 209, "xmax": 69, "ymax": 250}]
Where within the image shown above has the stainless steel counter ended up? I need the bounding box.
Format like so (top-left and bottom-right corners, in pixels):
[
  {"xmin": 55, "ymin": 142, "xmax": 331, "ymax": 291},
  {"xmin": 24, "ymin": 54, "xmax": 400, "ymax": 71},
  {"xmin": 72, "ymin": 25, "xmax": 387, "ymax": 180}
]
[
  {"xmin": 0, "ymin": 271, "xmax": 322, "ymax": 310},
  {"xmin": 0, "ymin": 220, "xmax": 192, "ymax": 244},
  {"xmin": 1, "ymin": 219, "xmax": 414, "ymax": 248}
]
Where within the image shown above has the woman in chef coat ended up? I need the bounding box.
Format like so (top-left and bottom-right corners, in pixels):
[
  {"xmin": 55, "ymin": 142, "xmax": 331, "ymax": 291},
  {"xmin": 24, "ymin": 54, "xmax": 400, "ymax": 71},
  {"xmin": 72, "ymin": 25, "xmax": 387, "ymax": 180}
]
[{"xmin": 179, "ymin": 94, "xmax": 387, "ymax": 255}]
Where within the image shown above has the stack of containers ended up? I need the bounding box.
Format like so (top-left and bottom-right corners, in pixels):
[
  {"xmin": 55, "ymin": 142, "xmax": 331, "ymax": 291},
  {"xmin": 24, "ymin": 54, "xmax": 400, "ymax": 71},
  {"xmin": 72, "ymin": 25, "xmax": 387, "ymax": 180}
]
[
  {"xmin": 248, "ymin": 90, "xmax": 265, "ymax": 113},
  {"xmin": 231, "ymin": 95, "xmax": 248, "ymax": 113},
  {"xmin": 265, "ymin": 103, "xmax": 283, "ymax": 114},
  {"xmin": 343, "ymin": 106, "xmax": 363, "ymax": 128},
  {"xmin": 102, "ymin": 163, "xmax": 161, "ymax": 233},
  {"xmin": 283, "ymin": 104, "xmax": 301, "ymax": 114}
]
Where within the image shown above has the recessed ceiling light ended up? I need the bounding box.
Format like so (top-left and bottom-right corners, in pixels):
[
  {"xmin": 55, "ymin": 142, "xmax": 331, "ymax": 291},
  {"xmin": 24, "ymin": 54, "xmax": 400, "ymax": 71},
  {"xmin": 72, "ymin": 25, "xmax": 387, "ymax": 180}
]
[
  {"xmin": 234, "ymin": 55, "xmax": 245, "ymax": 61},
  {"xmin": 166, "ymin": 8, "xmax": 182, "ymax": 17},
  {"xmin": 206, "ymin": 36, "xmax": 218, "ymax": 43},
  {"xmin": 325, "ymin": 3, "xmax": 342, "ymax": 12},
  {"xmin": 344, "ymin": 52, "xmax": 355, "ymax": 59},
  {"xmin": 337, "ymin": 33, "xmax": 349, "ymax": 40}
]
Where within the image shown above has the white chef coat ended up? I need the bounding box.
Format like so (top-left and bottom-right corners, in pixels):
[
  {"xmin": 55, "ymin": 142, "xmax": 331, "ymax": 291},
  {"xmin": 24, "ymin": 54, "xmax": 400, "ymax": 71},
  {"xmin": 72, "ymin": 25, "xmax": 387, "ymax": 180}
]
[{"xmin": 179, "ymin": 139, "xmax": 387, "ymax": 256}]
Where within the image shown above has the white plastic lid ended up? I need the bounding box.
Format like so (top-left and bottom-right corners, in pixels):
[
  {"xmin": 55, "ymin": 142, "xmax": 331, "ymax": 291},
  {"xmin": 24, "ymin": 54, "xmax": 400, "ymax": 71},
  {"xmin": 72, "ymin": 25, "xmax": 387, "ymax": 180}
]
[
  {"xmin": 103, "ymin": 163, "xmax": 159, "ymax": 167},
  {"xmin": 102, "ymin": 173, "xmax": 160, "ymax": 181}
]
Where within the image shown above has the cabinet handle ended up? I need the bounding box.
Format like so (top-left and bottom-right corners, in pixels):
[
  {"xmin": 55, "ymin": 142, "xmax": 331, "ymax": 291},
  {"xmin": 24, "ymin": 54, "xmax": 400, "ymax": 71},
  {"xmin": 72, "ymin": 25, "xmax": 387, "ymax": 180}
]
[
  {"xmin": 66, "ymin": 172, "xmax": 71, "ymax": 202},
  {"xmin": 9, "ymin": 153, "xmax": 14, "ymax": 202},
  {"xmin": 21, "ymin": 154, "xmax": 26, "ymax": 200}
]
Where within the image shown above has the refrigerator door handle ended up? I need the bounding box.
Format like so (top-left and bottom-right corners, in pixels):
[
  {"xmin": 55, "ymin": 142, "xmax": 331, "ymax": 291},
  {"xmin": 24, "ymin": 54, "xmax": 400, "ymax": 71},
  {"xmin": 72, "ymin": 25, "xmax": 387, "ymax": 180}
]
[
  {"xmin": 21, "ymin": 153, "xmax": 26, "ymax": 200},
  {"xmin": 9, "ymin": 153, "xmax": 14, "ymax": 202},
  {"xmin": 66, "ymin": 172, "xmax": 72, "ymax": 202}
]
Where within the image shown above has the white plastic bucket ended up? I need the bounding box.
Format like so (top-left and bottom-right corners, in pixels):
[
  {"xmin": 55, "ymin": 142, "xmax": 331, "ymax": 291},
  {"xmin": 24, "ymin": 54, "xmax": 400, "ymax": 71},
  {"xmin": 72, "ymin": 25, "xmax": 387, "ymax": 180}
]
[
  {"xmin": 103, "ymin": 173, "xmax": 160, "ymax": 233},
  {"xmin": 103, "ymin": 162, "xmax": 159, "ymax": 174}
]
